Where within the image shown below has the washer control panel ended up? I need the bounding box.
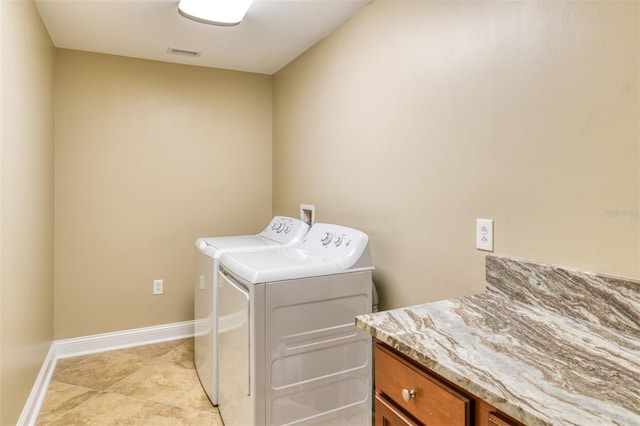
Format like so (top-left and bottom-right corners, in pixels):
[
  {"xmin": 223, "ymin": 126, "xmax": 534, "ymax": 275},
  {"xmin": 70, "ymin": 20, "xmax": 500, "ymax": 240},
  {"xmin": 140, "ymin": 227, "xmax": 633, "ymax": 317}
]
[
  {"xmin": 298, "ymin": 223, "xmax": 369, "ymax": 269},
  {"xmin": 320, "ymin": 231, "xmax": 349, "ymax": 248}
]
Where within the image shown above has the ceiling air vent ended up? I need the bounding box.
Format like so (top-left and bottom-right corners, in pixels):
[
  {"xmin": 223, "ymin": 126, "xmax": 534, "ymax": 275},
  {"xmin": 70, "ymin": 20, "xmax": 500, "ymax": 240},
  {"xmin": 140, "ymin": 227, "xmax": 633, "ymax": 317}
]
[{"xmin": 167, "ymin": 47, "xmax": 201, "ymax": 57}]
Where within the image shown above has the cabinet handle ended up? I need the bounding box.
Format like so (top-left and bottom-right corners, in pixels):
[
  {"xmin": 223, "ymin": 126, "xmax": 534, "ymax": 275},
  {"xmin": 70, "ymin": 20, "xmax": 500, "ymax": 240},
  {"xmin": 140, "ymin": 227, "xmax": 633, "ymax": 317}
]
[{"xmin": 402, "ymin": 388, "xmax": 416, "ymax": 402}]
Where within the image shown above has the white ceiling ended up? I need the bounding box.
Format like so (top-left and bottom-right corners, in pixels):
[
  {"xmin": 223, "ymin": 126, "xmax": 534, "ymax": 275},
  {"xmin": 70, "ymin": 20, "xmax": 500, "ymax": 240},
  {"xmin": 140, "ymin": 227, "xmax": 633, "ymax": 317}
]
[{"xmin": 34, "ymin": 0, "xmax": 373, "ymax": 75}]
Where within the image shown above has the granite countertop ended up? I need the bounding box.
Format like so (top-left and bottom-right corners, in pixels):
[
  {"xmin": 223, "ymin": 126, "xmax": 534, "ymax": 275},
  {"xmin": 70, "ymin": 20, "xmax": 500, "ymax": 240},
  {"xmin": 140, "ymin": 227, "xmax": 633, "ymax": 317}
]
[{"xmin": 356, "ymin": 255, "xmax": 640, "ymax": 426}]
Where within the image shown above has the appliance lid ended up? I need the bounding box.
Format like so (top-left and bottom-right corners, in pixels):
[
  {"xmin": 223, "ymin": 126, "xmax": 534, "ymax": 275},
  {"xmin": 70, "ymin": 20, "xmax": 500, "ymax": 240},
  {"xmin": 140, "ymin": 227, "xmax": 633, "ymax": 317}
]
[
  {"xmin": 195, "ymin": 216, "xmax": 310, "ymax": 259},
  {"xmin": 219, "ymin": 247, "xmax": 346, "ymax": 283},
  {"xmin": 220, "ymin": 223, "xmax": 374, "ymax": 283},
  {"xmin": 196, "ymin": 235, "xmax": 280, "ymax": 259}
]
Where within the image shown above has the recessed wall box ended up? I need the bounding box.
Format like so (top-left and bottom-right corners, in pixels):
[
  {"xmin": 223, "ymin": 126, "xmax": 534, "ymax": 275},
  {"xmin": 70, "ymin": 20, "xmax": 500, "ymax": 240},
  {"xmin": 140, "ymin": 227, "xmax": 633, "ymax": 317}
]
[{"xmin": 300, "ymin": 204, "xmax": 315, "ymax": 226}]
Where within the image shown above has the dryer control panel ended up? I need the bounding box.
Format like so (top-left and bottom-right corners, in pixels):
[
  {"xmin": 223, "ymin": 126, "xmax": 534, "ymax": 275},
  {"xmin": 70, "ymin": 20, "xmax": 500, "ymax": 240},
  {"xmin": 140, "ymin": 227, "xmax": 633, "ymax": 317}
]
[{"xmin": 259, "ymin": 216, "xmax": 309, "ymax": 245}]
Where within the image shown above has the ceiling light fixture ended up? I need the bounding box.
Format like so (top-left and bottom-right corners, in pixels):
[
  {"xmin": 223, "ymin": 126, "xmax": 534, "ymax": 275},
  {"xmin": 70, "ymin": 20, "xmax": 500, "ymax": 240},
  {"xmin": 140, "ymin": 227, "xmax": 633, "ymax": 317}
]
[{"xmin": 178, "ymin": 0, "xmax": 254, "ymax": 26}]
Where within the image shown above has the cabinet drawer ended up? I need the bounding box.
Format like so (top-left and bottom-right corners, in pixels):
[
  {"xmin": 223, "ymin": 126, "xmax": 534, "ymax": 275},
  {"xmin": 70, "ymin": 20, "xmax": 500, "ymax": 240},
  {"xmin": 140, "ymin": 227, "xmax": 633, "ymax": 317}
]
[
  {"xmin": 488, "ymin": 412, "xmax": 519, "ymax": 426},
  {"xmin": 375, "ymin": 394, "xmax": 419, "ymax": 426},
  {"xmin": 375, "ymin": 343, "xmax": 471, "ymax": 426}
]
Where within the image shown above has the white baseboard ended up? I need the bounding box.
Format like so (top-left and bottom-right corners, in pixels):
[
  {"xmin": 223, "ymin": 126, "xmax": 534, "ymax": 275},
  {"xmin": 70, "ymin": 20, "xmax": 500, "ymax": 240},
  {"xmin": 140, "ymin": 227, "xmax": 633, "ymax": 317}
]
[
  {"xmin": 54, "ymin": 320, "xmax": 194, "ymax": 359},
  {"xmin": 18, "ymin": 321, "xmax": 194, "ymax": 426},
  {"xmin": 17, "ymin": 344, "xmax": 58, "ymax": 426}
]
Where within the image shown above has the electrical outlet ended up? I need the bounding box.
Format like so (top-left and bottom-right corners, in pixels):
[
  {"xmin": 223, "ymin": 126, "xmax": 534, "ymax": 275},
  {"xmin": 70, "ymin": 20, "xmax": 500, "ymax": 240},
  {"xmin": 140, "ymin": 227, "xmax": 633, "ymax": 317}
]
[
  {"xmin": 476, "ymin": 219, "xmax": 494, "ymax": 251},
  {"xmin": 153, "ymin": 279, "xmax": 163, "ymax": 295}
]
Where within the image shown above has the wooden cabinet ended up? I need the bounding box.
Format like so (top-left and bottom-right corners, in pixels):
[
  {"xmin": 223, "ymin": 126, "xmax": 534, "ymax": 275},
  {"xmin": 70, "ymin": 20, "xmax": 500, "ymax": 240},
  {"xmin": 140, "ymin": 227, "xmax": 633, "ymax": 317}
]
[
  {"xmin": 375, "ymin": 342, "xmax": 524, "ymax": 426},
  {"xmin": 488, "ymin": 412, "xmax": 519, "ymax": 426},
  {"xmin": 375, "ymin": 394, "xmax": 420, "ymax": 426},
  {"xmin": 375, "ymin": 343, "xmax": 470, "ymax": 426}
]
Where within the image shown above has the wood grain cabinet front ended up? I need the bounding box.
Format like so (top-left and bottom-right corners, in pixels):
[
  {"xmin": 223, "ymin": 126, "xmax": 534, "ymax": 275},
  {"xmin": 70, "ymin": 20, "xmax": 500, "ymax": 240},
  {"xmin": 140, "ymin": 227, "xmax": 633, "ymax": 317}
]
[
  {"xmin": 374, "ymin": 341, "xmax": 524, "ymax": 426},
  {"xmin": 487, "ymin": 412, "xmax": 520, "ymax": 426},
  {"xmin": 375, "ymin": 393, "xmax": 420, "ymax": 426},
  {"xmin": 375, "ymin": 342, "xmax": 471, "ymax": 426}
]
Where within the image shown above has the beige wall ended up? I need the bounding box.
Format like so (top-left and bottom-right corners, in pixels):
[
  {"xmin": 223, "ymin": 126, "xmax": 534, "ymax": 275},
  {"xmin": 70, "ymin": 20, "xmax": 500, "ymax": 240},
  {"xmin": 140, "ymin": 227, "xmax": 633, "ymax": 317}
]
[
  {"xmin": 0, "ymin": 0, "xmax": 55, "ymax": 423},
  {"xmin": 273, "ymin": 0, "xmax": 640, "ymax": 310},
  {"xmin": 54, "ymin": 50, "xmax": 273, "ymax": 339}
]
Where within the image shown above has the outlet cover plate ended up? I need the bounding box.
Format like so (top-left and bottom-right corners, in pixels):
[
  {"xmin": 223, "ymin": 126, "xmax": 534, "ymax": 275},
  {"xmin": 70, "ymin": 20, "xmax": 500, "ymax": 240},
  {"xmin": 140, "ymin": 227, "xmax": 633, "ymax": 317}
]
[
  {"xmin": 476, "ymin": 219, "xmax": 494, "ymax": 251},
  {"xmin": 153, "ymin": 279, "xmax": 163, "ymax": 295}
]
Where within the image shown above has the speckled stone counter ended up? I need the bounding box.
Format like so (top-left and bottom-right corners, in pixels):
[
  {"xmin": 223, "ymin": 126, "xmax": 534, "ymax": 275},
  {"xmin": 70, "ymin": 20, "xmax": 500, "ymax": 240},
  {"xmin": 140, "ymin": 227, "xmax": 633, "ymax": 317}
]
[{"xmin": 356, "ymin": 255, "xmax": 640, "ymax": 426}]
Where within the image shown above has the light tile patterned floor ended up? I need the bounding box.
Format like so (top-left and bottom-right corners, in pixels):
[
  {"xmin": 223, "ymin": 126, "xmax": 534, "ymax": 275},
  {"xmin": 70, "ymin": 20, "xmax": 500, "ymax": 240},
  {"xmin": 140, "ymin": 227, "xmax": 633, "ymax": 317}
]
[{"xmin": 36, "ymin": 338, "xmax": 224, "ymax": 426}]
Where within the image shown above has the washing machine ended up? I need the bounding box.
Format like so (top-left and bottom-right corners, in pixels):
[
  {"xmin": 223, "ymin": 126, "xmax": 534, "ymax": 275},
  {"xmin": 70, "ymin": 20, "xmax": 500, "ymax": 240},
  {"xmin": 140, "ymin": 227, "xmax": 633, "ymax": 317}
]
[
  {"xmin": 217, "ymin": 223, "xmax": 374, "ymax": 425},
  {"xmin": 194, "ymin": 216, "xmax": 310, "ymax": 406}
]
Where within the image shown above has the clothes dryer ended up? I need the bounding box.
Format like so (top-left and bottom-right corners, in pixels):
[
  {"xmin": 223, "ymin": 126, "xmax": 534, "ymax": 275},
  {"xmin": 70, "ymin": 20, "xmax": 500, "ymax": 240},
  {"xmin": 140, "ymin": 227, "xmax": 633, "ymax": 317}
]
[
  {"xmin": 194, "ymin": 216, "xmax": 309, "ymax": 405},
  {"xmin": 217, "ymin": 223, "xmax": 374, "ymax": 425}
]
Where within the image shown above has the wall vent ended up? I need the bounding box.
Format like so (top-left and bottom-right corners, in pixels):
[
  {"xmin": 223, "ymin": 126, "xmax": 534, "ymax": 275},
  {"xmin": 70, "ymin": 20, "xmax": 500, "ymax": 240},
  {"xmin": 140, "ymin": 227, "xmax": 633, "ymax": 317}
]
[{"xmin": 167, "ymin": 47, "xmax": 201, "ymax": 57}]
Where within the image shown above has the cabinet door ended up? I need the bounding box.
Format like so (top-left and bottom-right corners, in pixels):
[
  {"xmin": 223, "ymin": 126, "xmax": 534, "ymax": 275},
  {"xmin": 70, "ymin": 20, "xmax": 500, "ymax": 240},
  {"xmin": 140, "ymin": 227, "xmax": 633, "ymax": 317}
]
[
  {"xmin": 375, "ymin": 394, "xmax": 419, "ymax": 426},
  {"xmin": 488, "ymin": 412, "xmax": 519, "ymax": 426}
]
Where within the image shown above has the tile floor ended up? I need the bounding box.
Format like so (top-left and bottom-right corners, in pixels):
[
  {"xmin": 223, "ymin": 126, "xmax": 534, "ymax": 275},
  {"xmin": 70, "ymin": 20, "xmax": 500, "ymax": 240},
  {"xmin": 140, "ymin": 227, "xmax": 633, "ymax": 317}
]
[{"xmin": 36, "ymin": 338, "xmax": 224, "ymax": 426}]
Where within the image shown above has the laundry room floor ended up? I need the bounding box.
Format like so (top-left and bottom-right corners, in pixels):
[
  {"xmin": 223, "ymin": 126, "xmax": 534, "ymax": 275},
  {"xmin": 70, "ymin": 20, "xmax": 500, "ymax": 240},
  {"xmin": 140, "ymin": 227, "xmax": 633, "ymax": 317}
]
[{"xmin": 35, "ymin": 338, "xmax": 223, "ymax": 426}]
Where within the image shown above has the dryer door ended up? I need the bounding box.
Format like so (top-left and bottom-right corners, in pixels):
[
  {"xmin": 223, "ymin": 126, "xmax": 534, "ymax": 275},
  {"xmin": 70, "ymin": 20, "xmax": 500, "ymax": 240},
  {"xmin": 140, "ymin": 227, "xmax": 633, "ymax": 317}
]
[{"xmin": 218, "ymin": 270, "xmax": 252, "ymax": 425}]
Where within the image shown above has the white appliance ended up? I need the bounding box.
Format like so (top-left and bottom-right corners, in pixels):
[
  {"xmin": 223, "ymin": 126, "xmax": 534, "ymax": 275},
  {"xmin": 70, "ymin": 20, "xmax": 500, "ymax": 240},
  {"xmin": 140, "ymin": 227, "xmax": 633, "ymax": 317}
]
[
  {"xmin": 194, "ymin": 216, "xmax": 310, "ymax": 406},
  {"xmin": 217, "ymin": 223, "xmax": 374, "ymax": 425}
]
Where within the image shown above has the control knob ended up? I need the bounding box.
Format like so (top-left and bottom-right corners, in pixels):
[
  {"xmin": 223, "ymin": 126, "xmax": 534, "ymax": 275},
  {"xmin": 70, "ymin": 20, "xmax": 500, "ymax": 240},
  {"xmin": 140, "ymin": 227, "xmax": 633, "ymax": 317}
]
[
  {"xmin": 321, "ymin": 232, "xmax": 333, "ymax": 245},
  {"xmin": 334, "ymin": 235, "xmax": 343, "ymax": 247}
]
